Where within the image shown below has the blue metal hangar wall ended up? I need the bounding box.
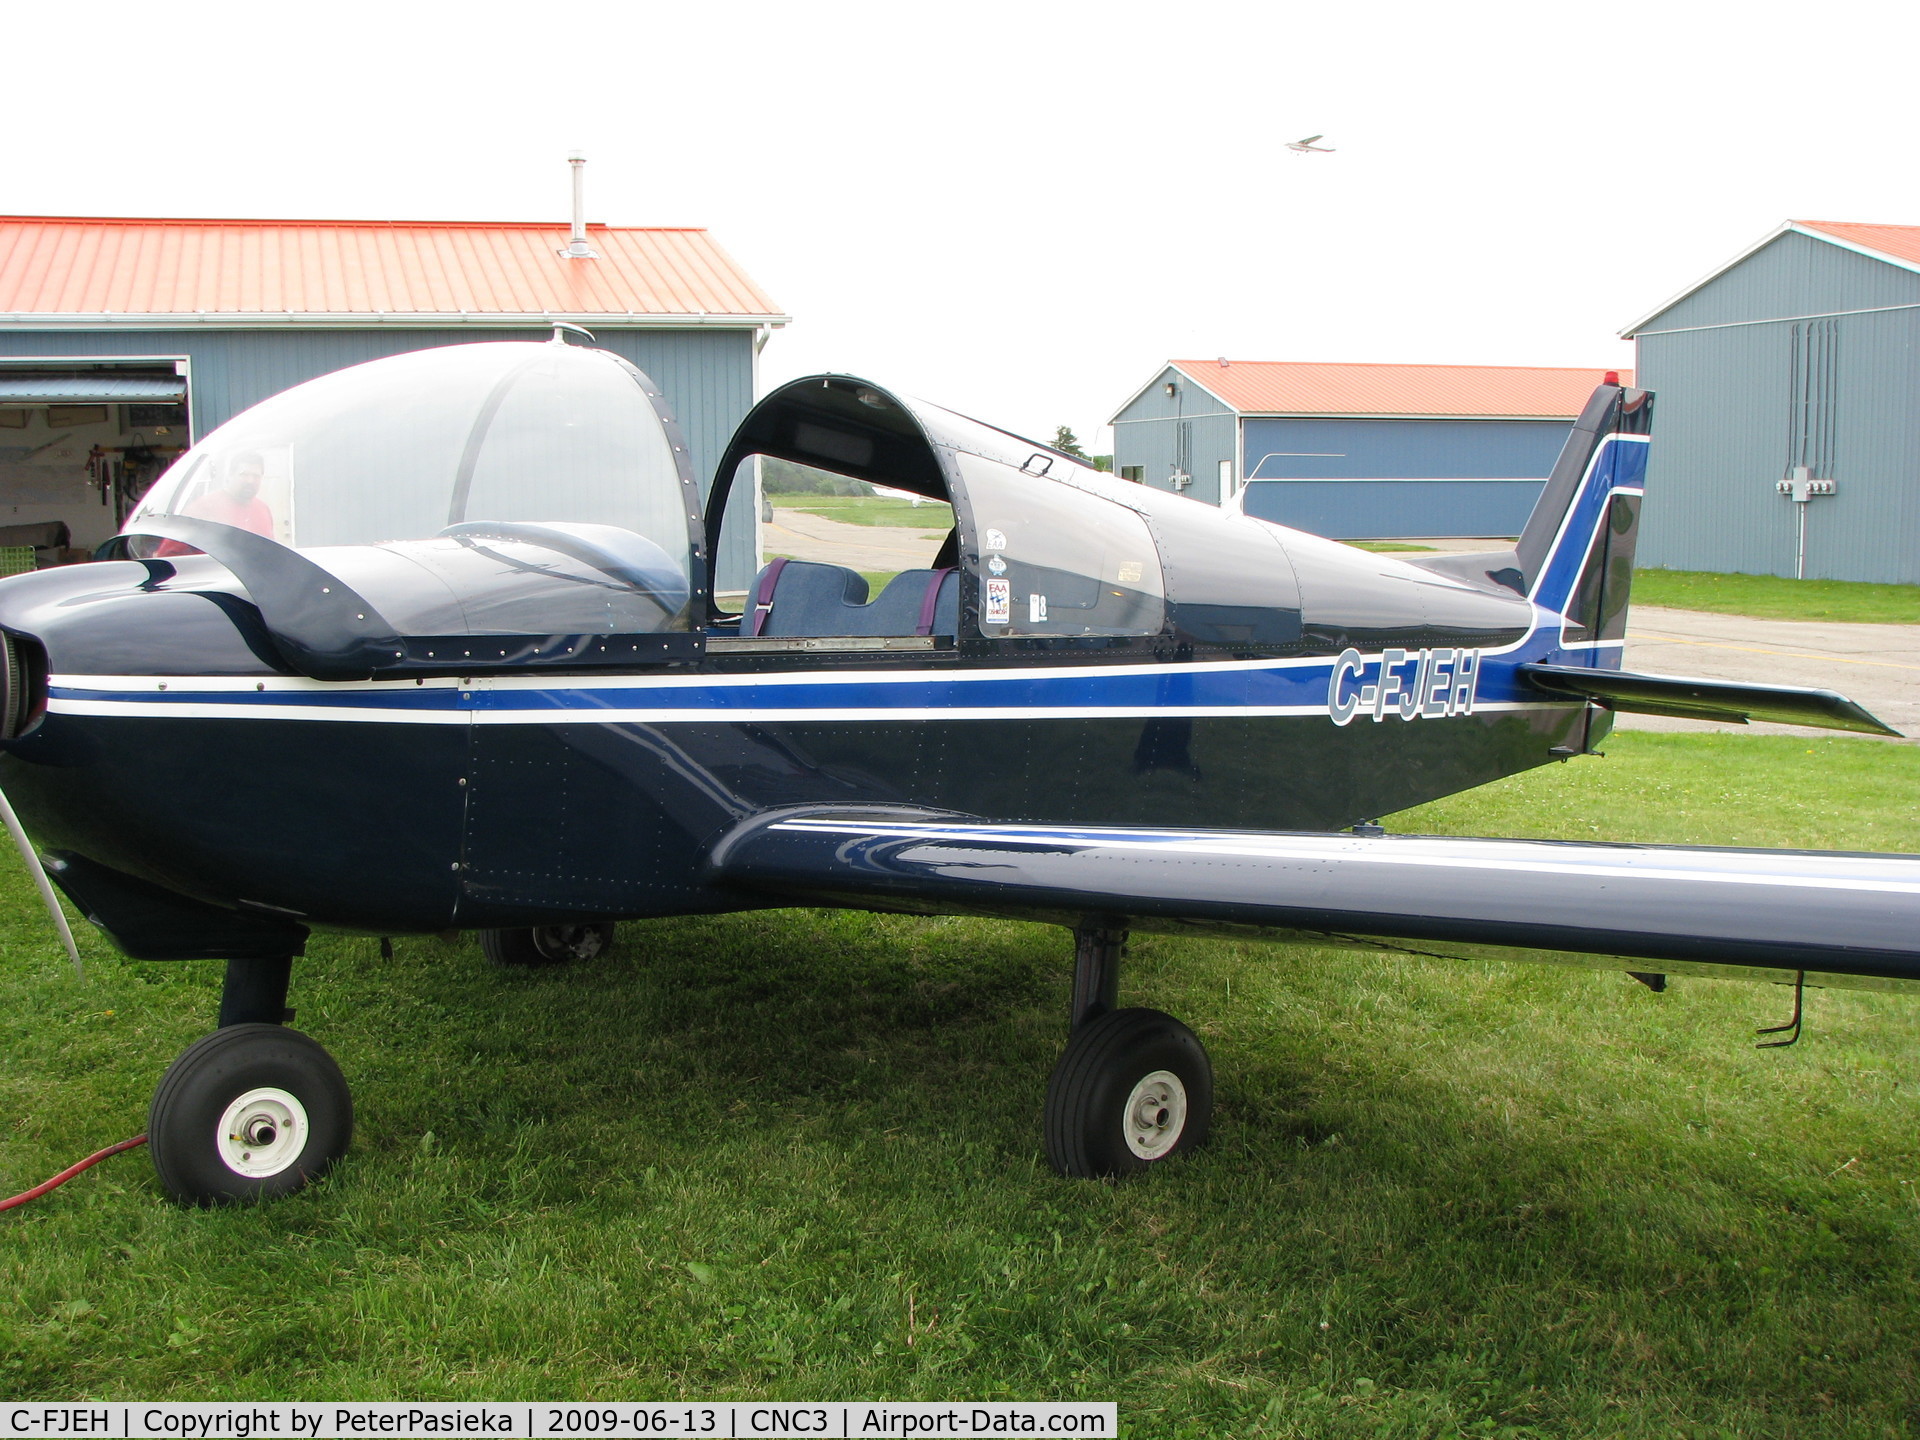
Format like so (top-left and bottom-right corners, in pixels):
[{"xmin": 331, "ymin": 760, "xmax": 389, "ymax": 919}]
[
  {"xmin": 1625, "ymin": 219, "xmax": 1920, "ymax": 584},
  {"xmin": 1109, "ymin": 360, "xmax": 1624, "ymax": 540},
  {"xmin": 0, "ymin": 215, "xmax": 788, "ymax": 589}
]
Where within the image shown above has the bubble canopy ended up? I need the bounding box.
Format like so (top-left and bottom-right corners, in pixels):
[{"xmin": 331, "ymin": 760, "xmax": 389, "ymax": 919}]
[{"xmin": 124, "ymin": 342, "xmax": 701, "ymax": 632}]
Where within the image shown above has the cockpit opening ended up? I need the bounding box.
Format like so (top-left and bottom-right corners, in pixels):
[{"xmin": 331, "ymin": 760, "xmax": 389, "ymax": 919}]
[
  {"xmin": 707, "ymin": 377, "xmax": 959, "ymax": 639},
  {"xmin": 708, "ymin": 376, "xmax": 1170, "ymax": 645}
]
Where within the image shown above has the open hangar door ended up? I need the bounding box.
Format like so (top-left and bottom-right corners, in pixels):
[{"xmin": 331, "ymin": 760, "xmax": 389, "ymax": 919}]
[{"xmin": 0, "ymin": 360, "xmax": 189, "ymax": 565}]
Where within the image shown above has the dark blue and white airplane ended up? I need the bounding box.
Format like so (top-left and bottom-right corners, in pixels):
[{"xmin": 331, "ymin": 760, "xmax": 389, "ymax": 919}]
[{"xmin": 0, "ymin": 338, "xmax": 1911, "ymax": 1205}]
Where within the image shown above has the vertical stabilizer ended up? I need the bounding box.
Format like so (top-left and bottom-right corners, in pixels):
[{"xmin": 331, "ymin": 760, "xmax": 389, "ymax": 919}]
[{"xmin": 1517, "ymin": 384, "xmax": 1653, "ymax": 657}]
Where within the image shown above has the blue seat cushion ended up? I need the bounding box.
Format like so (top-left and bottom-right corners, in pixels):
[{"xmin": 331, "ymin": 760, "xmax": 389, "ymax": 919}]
[{"xmin": 757, "ymin": 562, "xmax": 957, "ymax": 637}]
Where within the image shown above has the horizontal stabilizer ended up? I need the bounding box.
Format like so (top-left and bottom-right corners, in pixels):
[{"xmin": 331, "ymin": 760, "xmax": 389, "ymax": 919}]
[
  {"xmin": 714, "ymin": 810, "xmax": 1920, "ymax": 985},
  {"xmin": 1521, "ymin": 663, "xmax": 1900, "ymax": 737}
]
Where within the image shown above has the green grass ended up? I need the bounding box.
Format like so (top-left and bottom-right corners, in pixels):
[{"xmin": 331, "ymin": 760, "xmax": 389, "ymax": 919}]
[
  {"xmin": 770, "ymin": 495, "xmax": 953, "ymax": 529},
  {"xmin": 3, "ymin": 734, "xmax": 1920, "ymax": 1434},
  {"xmin": 1348, "ymin": 542, "xmax": 1438, "ymax": 554},
  {"xmin": 1633, "ymin": 568, "xmax": 1920, "ymax": 625}
]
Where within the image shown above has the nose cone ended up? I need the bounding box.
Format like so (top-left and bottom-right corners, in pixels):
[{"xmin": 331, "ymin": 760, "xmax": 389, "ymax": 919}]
[{"xmin": 0, "ymin": 560, "xmax": 467, "ymax": 948}]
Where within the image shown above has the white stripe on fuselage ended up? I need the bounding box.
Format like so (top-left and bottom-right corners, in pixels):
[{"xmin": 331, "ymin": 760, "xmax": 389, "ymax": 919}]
[{"xmin": 44, "ymin": 697, "xmax": 1561, "ymax": 726}]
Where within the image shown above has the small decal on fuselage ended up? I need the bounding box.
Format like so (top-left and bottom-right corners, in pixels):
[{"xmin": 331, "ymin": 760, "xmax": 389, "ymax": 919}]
[
  {"xmin": 1327, "ymin": 647, "xmax": 1482, "ymax": 726},
  {"xmin": 984, "ymin": 578, "xmax": 1011, "ymax": 625},
  {"xmin": 984, "ymin": 529, "xmax": 1007, "ymax": 550}
]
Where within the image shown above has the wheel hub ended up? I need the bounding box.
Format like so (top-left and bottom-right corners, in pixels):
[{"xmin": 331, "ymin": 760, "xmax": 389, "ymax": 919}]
[
  {"xmin": 532, "ymin": 924, "xmax": 606, "ymax": 963},
  {"xmin": 1122, "ymin": 1070, "xmax": 1188, "ymax": 1160},
  {"xmin": 216, "ymin": 1087, "xmax": 309, "ymax": 1178}
]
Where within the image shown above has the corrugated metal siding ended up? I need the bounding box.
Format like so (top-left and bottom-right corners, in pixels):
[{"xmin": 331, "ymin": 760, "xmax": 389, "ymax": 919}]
[
  {"xmin": 1241, "ymin": 480, "xmax": 1542, "ymax": 539},
  {"xmin": 0, "ymin": 326, "xmax": 761, "ymax": 588},
  {"xmin": 1111, "ymin": 366, "xmax": 1238, "ymax": 501},
  {"xmin": 1637, "ymin": 304, "xmax": 1920, "ymax": 583},
  {"xmin": 1240, "ymin": 418, "xmax": 1568, "ymax": 479},
  {"xmin": 1638, "ymin": 231, "xmax": 1920, "ymax": 335},
  {"xmin": 1233, "ymin": 417, "xmax": 1566, "ymax": 539}
]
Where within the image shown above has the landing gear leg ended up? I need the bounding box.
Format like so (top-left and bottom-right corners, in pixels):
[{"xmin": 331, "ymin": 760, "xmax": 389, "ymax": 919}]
[
  {"xmin": 1043, "ymin": 920, "xmax": 1213, "ymax": 1178},
  {"xmin": 1069, "ymin": 924, "xmax": 1124, "ymax": 1030},
  {"xmin": 148, "ymin": 954, "xmax": 353, "ymax": 1205},
  {"xmin": 217, "ymin": 955, "xmax": 293, "ymax": 1027}
]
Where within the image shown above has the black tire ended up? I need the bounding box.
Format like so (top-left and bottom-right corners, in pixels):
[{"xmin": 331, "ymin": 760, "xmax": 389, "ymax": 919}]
[
  {"xmin": 481, "ymin": 922, "xmax": 617, "ymax": 968},
  {"xmin": 147, "ymin": 1024, "xmax": 353, "ymax": 1206},
  {"xmin": 1044, "ymin": 1007, "xmax": 1212, "ymax": 1178}
]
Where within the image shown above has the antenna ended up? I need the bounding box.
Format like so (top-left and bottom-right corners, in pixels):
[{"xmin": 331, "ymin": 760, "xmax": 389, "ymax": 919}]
[{"xmin": 559, "ymin": 151, "xmax": 598, "ymax": 260}]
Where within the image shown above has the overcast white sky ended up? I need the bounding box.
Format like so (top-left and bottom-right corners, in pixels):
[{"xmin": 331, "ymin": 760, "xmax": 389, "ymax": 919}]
[{"xmin": 6, "ymin": 0, "xmax": 1916, "ymax": 450}]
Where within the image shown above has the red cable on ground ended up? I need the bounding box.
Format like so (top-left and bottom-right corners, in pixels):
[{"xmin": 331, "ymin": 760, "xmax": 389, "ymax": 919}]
[{"xmin": 0, "ymin": 1135, "xmax": 146, "ymax": 1212}]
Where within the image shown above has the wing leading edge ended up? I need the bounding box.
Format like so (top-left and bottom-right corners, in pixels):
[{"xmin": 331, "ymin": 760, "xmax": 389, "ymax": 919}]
[{"xmin": 713, "ymin": 811, "xmax": 1920, "ymax": 987}]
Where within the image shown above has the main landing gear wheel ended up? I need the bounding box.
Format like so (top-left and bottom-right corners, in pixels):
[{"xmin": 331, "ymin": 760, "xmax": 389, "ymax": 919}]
[
  {"xmin": 1044, "ymin": 1007, "xmax": 1213, "ymax": 1178},
  {"xmin": 147, "ymin": 1024, "xmax": 353, "ymax": 1206},
  {"xmin": 481, "ymin": 922, "xmax": 617, "ymax": 968}
]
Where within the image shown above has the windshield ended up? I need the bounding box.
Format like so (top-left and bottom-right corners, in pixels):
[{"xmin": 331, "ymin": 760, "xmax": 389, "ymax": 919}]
[{"xmin": 123, "ymin": 342, "xmax": 697, "ymax": 612}]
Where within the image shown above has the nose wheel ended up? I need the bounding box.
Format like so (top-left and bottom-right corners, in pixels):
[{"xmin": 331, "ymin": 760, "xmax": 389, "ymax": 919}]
[
  {"xmin": 148, "ymin": 1023, "xmax": 353, "ymax": 1206},
  {"xmin": 482, "ymin": 922, "xmax": 617, "ymax": 967},
  {"xmin": 1042, "ymin": 925, "xmax": 1213, "ymax": 1177}
]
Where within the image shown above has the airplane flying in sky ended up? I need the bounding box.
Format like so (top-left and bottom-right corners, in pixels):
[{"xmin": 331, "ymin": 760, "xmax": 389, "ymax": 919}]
[
  {"xmin": 1287, "ymin": 135, "xmax": 1336, "ymax": 153},
  {"xmin": 0, "ymin": 338, "xmax": 1911, "ymax": 1204}
]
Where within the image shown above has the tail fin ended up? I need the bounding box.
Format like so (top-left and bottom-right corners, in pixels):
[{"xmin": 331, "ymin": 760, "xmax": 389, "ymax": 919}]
[{"xmin": 1516, "ymin": 383, "xmax": 1653, "ymax": 650}]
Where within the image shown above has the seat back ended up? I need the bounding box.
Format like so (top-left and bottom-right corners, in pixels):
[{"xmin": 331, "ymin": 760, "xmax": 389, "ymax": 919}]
[{"xmin": 748, "ymin": 561, "xmax": 958, "ymax": 638}]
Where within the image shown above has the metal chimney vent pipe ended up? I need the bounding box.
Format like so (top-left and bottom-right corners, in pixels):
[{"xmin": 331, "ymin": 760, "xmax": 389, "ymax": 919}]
[{"xmin": 559, "ymin": 151, "xmax": 598, "ymax": 259}]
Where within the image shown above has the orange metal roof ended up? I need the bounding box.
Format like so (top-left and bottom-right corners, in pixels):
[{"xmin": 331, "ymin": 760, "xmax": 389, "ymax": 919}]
[
  {"xmin": 1164, "ymin": 360, "xmax": 1628, "ymax": 418},
  {"xmin": 1793, "ymin": 219, "xmax": 1920, "ymax": 269},
  {"xmin": 0, "ymin": 216, "xmax": 786, "ymax": 324}
]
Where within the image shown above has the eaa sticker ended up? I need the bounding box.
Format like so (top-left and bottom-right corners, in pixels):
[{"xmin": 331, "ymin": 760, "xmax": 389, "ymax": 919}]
[
  {"xmin": 984, "ymin": 578, "xmax": 1011, "ymax": 625},
  {"xmin": 984, "ymin": 528, "xmax": 1007, "ymax": 551},
  {"xmin": 1115, "ymin": 560, "xmax": 1143, "ymax": 584},
  {"xmin": 1029, "ymin": 593, "xmax": 1048, "ymax": 623}
]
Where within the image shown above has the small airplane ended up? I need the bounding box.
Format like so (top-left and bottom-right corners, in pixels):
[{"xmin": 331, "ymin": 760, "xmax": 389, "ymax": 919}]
[
  {"xmin": 1287, "ymin": 135, "xmax": 1336, "ymax": 154},
  {"xmin": 0, "ymin": 336, "xmax": 1913, "ymax": 1205}
]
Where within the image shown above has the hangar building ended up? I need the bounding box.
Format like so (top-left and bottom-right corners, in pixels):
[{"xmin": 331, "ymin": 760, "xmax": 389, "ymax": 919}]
[
  {"xmin": 1109, "ymin": 360, "xmax": 1624, "ymax": 539},
  {"xmin": 1625, "ymin": 219, "xmax": 1920, "ymax": 584},
  {"xmin": 0, "ymin": 214, "xmax": 787, "ymax": 587}
]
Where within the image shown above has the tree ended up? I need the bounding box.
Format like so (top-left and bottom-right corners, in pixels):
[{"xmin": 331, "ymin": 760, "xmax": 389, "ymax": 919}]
[{"xmin": 1053, "ymin": 426, "xmax": 1089, "ymax": 460}]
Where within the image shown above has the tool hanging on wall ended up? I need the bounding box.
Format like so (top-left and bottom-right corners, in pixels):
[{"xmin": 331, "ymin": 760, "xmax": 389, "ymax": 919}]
[
  {"xmin": 85, "ymin": 445, "xmax": 117, "ymax": 507},
  {"xmin": 76, "ymin": 438, "xmax": 180, "ymax": 527},
  {"xmin": 116, "ymin": 439, "xmax": 175, "ymax": 525}
]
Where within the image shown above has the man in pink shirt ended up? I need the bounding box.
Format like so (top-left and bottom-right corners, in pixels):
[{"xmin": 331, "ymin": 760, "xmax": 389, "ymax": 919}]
[{"xmin": 154, "ymin": 451, "xmax": 276, "ymax": 556}]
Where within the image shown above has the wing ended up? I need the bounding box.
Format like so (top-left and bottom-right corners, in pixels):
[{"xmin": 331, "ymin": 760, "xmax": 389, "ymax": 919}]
[
  {"xmin": 1295, "ymin": 134, "xmax": 1323, "ymax": 145},
  {"xmin": 714, "ymin": 810, "xmax": 1920, "ymax": 986}
]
